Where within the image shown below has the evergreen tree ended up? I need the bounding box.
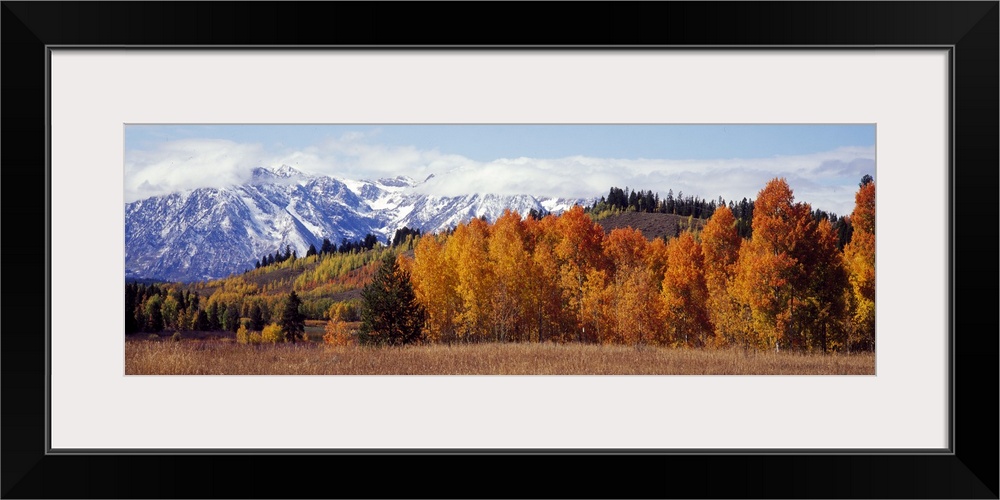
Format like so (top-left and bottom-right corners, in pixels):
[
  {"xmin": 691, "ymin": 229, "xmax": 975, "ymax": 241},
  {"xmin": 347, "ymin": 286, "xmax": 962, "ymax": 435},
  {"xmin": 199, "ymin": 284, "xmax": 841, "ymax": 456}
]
[
  {"xmin": 222, "ymin": 303, "xmax": 241, "ymax": 332},
  {"xmin": 306, "ymin": 244, "xmax": 318, "ymax": 257},
  {"xmin": 125, "ymin": 283, "xmax": 139, "ymax": 334},
  {"xmin": 359, "ymin": 253, "xmax": 426, "ymax": 346},
  {"xmin": 279, "ymin": 291, "xmax": 306, "ymax": 343},
  {"xmin": 206, "ymin": 301, "xmax": 221, "ymax": 330},
  {"xmin": 392, "ymin": 227, "xmax": 422, "ymax": 247},
  {"xmin": 249, "ymin": 303, "xmax": 265, "ymax": 331},
  {"xmin": 192, "ymin": 309, "xmax": 209, "ymax": 331}
]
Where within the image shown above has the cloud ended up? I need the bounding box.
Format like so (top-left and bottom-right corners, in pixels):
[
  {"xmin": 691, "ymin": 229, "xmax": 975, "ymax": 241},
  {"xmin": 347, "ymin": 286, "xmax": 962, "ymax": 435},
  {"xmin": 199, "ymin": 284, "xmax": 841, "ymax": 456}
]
[
  {"xmin": 410, "ymin": 147, "xmax": 874, "ymax": 215},
  {"xmin": 125, "ymin": 139, "xmax": 268, "ymax": 201},
  {"xmin": 126, "ymin": 136, "xmax": 874, "ymax": 215}
]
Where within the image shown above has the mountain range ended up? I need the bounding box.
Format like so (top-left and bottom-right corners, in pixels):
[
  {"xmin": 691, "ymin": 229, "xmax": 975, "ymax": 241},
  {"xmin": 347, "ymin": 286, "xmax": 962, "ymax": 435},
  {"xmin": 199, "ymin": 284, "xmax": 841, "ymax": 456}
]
[{"xmin": 125, "ymin": 165, "xmax": 594, "ymax": 282}]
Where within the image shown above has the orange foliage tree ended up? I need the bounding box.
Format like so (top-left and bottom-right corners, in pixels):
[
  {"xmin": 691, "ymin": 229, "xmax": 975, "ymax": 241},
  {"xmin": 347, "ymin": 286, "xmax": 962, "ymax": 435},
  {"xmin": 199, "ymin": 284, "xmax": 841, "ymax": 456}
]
[
  {"xmin": 578, "ymin": 228, "xmax": 666, "ymax": 345},
  {"xmin": 523, "ymin": 215, "xmax": 567, "ymax": 342},
  {"xmin": 579, "ymin": 267, "xmax": 613, "ymax": 343},
  {"xmin": 323, "ymin": 302, "xmax": 356, "ymax": 346},
  {"xmin": 731, "ymin": 178, "xmax": 816, "ymax": 350},
  {"xmin": 699, "ymin": 205, "xmax": 744, "ymax": 346},
  {"xmin": 554, "ymin": 205, "xmax": 608, "ymax": 342},
  {"xmin": 731, "ymin": 178, "xmax": 854, "ymax": 352},
  {"xmin": 843, "ymin": 180, "xmax": 876, "ymax": 351},
  {"xmin": 661, "ymin": 231, "xmax": 711, "ymax": 347},
  {"xmin": 607, "ymin": 228, "xmax": 665, "ymax": 344}
]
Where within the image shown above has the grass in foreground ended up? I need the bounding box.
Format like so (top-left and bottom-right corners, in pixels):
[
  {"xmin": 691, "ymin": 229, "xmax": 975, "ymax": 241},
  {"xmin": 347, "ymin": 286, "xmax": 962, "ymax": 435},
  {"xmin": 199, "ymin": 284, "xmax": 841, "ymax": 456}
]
[{"xmin": 125, "ymin": 338, "xmax": 875, "ymax": 375}]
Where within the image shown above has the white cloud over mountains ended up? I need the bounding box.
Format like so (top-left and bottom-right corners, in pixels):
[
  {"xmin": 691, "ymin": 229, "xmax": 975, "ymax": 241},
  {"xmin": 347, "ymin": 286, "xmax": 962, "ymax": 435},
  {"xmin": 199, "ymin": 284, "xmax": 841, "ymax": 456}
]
[{"xmin": 125, "ymin": 133, "xmax": 874, "ymax": 216}]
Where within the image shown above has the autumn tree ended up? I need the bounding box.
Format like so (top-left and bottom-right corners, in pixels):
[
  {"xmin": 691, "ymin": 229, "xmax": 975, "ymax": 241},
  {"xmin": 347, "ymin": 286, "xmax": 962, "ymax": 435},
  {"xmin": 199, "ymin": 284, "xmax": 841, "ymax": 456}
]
[
  {"xmin": 730, "ymin": 177, "xmax": 855, "ymax": 352},
  {"xmin": 644, "ymin": 237, "xmax": 670, "ymax": 291},
  {"xmin": 323, "ymin": 302, "xmax": 356, "ymax": 346},
  {"xmin": 598, "ymin": 228, "xmax": 664, "ymax": 345},
  {"xmin": 447, "ymin": 218, "xmax": 494, "ymax": 341},
  {"xmin": 603, "ymin": 227, "xmax": 647, "ymax": 276},
  {"xmin": 160, "ymin": 294, "xmax": 181, "ymax": 331},
  {"xmin": 523, "ymin": 214, "xmax": 566, "ymax": 342},
  {"xmin": 731, "ymin": 178, "xmax": 815, "ymax": 351},
  {"xmin": 261, "ymin": 323, "xmax": 284, "ymax": 343},
  {"xmin": 617, "ymin": 265, "xmax": 667, "ymax": 345},
  {"xmin": 579, "ymin": 268, "xmax": 613, "ymax": 343},
  {"xmin": 661, "ymin": 231, "xmax": 711, "ymax": 347},
  {"xmin": 843, "ymin": 179, "xmax": 876, "ymax": 351},
  {"xmin": 236, "ymin": 323, "xmax": 251, "ymax": 344},
  {"xmin": 410, "ymin": 234, "xmax": 460, "ymax": 343},
  {"xmin": 359, "ymin": 253, "xmax": 425, "ymax": 346},
  {"xmin": 486, "ymin": 210, "xmax": 531, "ymax": 342},
  {"xmin": 554, "ymin": 205, "xmax": 607, "ymax": 341},
  {"xmin": 700, "ymin": 205, "xmax": 745, "ymax": 346}
]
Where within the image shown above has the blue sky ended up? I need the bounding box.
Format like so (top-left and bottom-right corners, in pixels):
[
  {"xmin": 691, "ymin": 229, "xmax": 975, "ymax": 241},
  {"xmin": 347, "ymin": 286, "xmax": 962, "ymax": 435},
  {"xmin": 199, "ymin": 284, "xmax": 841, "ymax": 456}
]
[
  {"xmin": 125, "ymin": 124, "xmax": 875, "ymax": 215},
  {"xmin": 127, "ymin": 124, "xmax": 874, "ymax": 162}
]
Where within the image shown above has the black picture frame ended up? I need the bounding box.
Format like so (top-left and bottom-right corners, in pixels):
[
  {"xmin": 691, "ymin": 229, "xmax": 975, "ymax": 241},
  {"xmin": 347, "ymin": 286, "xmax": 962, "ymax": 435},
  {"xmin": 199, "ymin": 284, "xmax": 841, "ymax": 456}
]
[{"xmin": 3, "ymin": 2, "xmax": 996, "ymax": 498}]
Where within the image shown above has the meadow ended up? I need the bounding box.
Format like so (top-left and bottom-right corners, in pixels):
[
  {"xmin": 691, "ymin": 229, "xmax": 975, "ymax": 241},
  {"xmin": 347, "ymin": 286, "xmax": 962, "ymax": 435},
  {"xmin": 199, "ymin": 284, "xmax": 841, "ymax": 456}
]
[{"xmin": 125, "ymin": 336, "xmax": 875, "ymax": 375}]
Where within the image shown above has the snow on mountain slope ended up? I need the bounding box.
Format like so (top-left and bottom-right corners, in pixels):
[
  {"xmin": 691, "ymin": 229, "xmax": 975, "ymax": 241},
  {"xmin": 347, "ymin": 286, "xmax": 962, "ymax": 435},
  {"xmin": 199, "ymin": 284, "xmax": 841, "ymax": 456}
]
[{"xmin": 126, "ymin": 166, "xmax": 593, "ymax": 282}]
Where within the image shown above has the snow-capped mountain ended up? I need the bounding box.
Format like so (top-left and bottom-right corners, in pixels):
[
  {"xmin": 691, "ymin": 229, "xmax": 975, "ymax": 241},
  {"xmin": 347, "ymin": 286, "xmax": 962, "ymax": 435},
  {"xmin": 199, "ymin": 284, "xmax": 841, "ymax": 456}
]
[{"xmin": 126, "ymin": 165, "xmax": 594, "ymax": 282}]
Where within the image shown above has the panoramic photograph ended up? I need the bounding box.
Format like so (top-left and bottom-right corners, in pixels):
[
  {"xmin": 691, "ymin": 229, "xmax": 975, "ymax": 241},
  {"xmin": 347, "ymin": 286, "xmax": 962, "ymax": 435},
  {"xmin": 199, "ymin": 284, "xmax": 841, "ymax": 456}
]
[{"xmin": 124, "ymin": 124, "xmax": 876, "ymax": 375}]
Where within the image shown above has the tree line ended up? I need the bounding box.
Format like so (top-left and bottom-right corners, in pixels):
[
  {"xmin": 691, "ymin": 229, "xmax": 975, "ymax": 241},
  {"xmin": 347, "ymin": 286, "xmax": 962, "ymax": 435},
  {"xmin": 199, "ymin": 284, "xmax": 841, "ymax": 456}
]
[
  {"xmin": 592, "ymin": 186, "xmax": 724, "ymax": 219},
  {"xmin": 126, "ymin": 280, "xmax": 307, "ymax": 343},
  {"xmin": 255, "ymin": 228, "xmax": 422, "ymax": 270},
  {"xmin": 590, "ymin": 185, "xmax": 854, "ymax": 248}
]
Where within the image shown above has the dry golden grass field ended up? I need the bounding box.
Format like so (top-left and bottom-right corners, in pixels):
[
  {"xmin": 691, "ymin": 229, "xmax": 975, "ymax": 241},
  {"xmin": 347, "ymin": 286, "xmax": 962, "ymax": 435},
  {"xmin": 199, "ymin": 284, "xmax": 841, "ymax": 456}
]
[{"xmin": 125, "ymin": 337, "xmax": 875, "ymax": 375}]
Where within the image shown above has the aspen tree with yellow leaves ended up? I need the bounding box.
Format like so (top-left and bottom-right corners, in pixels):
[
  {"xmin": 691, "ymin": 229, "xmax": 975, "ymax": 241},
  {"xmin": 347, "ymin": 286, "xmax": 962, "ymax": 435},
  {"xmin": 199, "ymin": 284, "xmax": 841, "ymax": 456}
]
[
  {"xmin": 487, "ymin": 210, "xmax": 532, "ymax": 342},
  {"xmin": 843, "ymin": 178, "xmax": 876, "ymax": 351},
  {"xmin": 449, "ymin": 218, "xmax": 495, "ymax": 342},
  {"xmin": 410, "ymin": 234, "xmax": 460, "ymax": 343}
]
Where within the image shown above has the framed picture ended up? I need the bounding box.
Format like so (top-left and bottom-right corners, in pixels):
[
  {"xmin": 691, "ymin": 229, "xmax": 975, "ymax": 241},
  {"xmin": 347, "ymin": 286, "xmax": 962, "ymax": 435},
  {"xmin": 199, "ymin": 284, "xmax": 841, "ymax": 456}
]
[{"xmin": 4, "ymin": 2, "xmax": 996, "ymax": 498}]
